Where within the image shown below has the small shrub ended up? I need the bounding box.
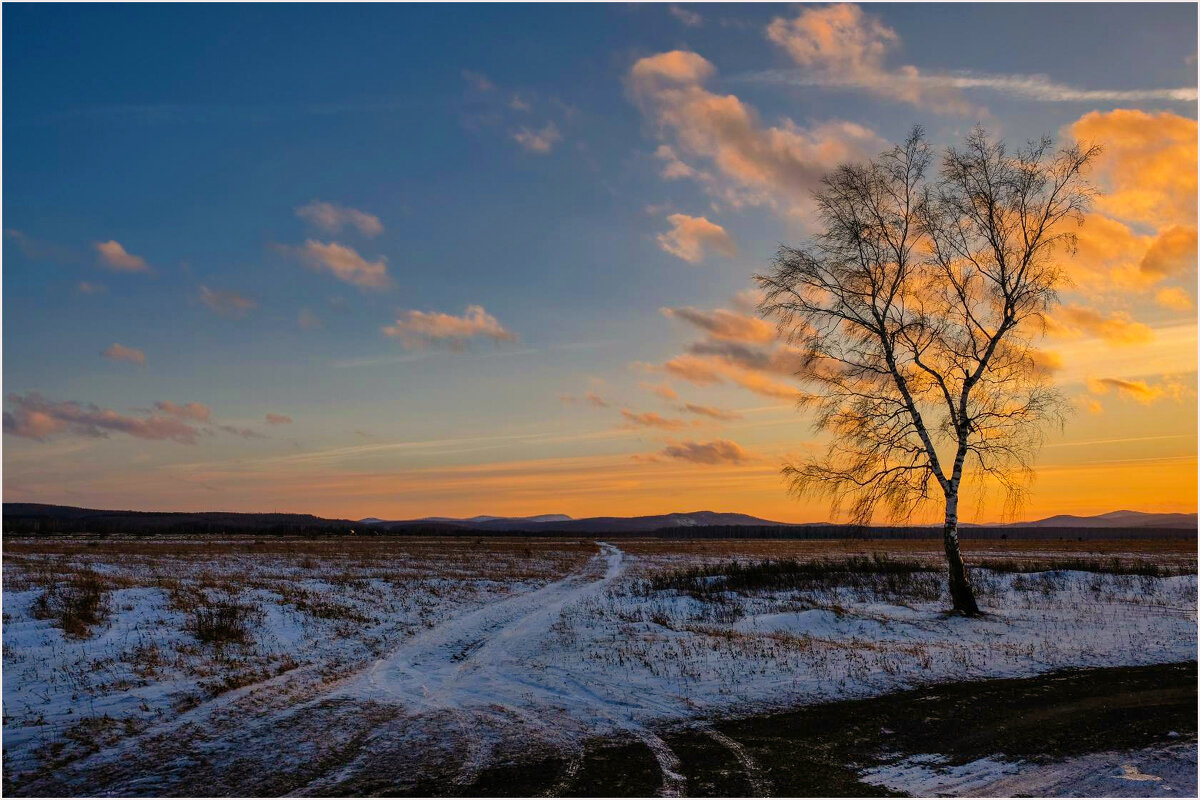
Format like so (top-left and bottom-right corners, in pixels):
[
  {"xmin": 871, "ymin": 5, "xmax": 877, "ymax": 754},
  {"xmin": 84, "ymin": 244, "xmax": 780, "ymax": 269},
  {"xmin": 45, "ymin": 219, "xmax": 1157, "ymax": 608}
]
[
  {"xmin": 32, "ymin": 569, "xmax": 109, "ymax": 638},
  {"xmin": 186, "ymin": 599, "xmax": 258, "ymax": 645}
]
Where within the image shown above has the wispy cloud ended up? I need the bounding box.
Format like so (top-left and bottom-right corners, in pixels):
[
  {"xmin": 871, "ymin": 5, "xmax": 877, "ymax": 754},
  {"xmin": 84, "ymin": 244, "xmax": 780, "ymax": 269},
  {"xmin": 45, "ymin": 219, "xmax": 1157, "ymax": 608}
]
[
  {"xmin": 741, "ymin": 67, "xmax": 1197, "ymax": 105},
  {"xmin": 749, "ymin": 4, "xmax": 1195, "ymax": 111},
  {"xmin": 620, "ymin": 409, "xmax": 688, "ymax": 430},
  {"xmin": 461, "ymin": 69, "xmax": 494, "ymax": 92},
  {"xmin": 1086, "ymin": 376, "xmax": 1188, "ymax": 406},
  {"xmin": 512, "ymin": 122, "xmax": 562, "ymax": 153},
  {"xmin": 6, "ymin": 229, "xmax": 78, "ymax": 262},
  {"xmin": 265, "ymin": 413, "xmax": 293, "ymax": 425},
  {"xmin": 659, "ymin": 438, "xmax": 751, "ymax": 464},
  {"xmin": 296, "ymin": 201, "xmax": 383, "ymax": 237},
  {"xmin": 298, "ymin": 308, "xmax": 323, "ymax": 330},
  {"xmin": 199, "ymin": 285, "xmax": 257, "ymax": 318},
  {"xmin": 155, "ymin": 401, "xmax": 212, "ymax": 422},
  {"xmin": 681, "ymin": 403, "xmax": 742, "ymax": 421},
  {"xmin": 661, "ymin": 305, "xmax": 773, "ymax": 342},
  {"xmin": 5, "ymin": 393, "xmax": 201, "ymax": 444},
  {"xmin": 669, "ymin": 4, "xmax": 703, "ymax": 27},
  {"xmin": 101, "ymin": 343, "xmax": 146, "ymax": 366}
]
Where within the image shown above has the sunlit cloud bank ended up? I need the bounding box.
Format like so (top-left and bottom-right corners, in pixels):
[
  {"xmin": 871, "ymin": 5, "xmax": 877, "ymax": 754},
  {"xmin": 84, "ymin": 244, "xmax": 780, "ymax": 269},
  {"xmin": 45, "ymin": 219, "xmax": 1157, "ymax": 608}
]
[{"xmin": 629, "ymin": 49, "xmax": 883, "ymax": 216}]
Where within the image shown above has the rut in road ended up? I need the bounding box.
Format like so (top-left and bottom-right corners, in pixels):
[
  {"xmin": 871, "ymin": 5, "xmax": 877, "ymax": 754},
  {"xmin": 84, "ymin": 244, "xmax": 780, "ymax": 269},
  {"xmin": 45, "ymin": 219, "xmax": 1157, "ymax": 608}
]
[{"xmin": 321, "ymin": 541, "xmax": 689, "ymax": 796}]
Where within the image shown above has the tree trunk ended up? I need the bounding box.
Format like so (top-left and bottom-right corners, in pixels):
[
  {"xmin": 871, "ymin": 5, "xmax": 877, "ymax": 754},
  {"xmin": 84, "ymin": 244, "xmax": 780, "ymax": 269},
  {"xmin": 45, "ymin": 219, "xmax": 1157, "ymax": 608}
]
[{"xmin": 943, "ymin": 494, "xmax": 980, "ymax": 615}]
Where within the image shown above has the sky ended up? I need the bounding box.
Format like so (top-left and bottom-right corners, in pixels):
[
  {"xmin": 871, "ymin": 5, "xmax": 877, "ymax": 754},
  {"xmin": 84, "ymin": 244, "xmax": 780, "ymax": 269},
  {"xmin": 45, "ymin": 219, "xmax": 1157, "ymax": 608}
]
[{"xmin": 3, "ymin": 3, "xmax": 1197, "ymax": 523}]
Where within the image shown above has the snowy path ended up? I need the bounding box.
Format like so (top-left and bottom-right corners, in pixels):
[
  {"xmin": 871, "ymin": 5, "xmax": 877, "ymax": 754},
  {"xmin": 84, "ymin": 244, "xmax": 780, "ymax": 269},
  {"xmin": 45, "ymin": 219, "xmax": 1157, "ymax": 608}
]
[
  {"xmin": 320, "ymin": 541, "xmax": 689, "ymax": 795},
  {"xmin": 338, "ymin": 541, "xmax": 624, "ymax": 711}
]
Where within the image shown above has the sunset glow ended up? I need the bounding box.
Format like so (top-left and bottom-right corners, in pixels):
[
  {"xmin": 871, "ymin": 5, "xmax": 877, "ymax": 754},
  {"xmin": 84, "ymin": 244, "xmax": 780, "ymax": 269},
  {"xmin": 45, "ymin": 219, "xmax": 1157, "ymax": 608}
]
[{"xmin": 4, "ymin": 3, "xmax": 1196, "ymax": 523}]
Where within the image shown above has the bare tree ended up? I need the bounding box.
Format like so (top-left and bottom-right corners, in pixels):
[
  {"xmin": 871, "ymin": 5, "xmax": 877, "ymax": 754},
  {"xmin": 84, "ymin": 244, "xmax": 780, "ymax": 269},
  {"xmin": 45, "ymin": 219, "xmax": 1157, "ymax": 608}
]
[{"xmin": 757, "ymin": 127, "xmax": 1098, "ymax": 614}]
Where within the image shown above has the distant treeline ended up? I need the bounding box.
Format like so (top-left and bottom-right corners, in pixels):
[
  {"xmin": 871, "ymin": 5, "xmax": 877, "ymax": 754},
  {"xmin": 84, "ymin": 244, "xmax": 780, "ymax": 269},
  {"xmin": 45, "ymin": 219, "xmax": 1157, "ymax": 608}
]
[
  {"xmin": 2, "ymin": 504, "xmax": 360, "ymax": 537},
  {"xmin": 3, "ymin": 503, "xmax": 1195, "ymax": 540}
]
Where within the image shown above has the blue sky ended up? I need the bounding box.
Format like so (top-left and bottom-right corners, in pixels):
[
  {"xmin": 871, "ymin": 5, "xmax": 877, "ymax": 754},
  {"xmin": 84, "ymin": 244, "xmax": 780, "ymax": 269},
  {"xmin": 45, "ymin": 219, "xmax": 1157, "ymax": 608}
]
[{"xmin": 4, "ymin": 3, "xmax": 1197, "ymax": 520}]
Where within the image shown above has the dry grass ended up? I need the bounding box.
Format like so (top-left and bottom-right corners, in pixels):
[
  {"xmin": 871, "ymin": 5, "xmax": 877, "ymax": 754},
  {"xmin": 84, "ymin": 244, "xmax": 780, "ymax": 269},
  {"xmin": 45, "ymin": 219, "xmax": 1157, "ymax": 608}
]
[
  {"xmin": 187, "ymin": 599, "xmax": 259, "ymax": 646},
  {"xmin": 618, "ymin": 537, "xmax": 1196, "ymax": 577},
  {"xmin": 30, "ymin": 569, "xmax": 110, "ymax": 638}
]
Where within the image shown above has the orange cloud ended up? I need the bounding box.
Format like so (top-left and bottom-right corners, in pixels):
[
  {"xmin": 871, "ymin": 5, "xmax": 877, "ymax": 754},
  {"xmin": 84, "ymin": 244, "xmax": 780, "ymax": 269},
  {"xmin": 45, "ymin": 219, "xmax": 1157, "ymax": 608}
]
[
  {"xmin": 656, "ymin": 214, "xmax": 736, "ymax": 263},
  {"xmin": 296, "ymin": 201, "xmax": 383, "ymax": 237},
  {"xmin": 199, "ymin": 286, "xmax": 257, "ymax": 318},
  {"xmin": 1028, "ymin": 349, "xmax": 1064, "ymax": 377},
  {"xmin": 265, "ymin": 413, "xmax": 293, "ymax": 425},
  {"xmin": 661, "ymin": 305, "xmax": 774, "ymax": 343},
  {"xmin": 1139, "ymin": 225, "xmax": 1197, "ymax": 281},
  {"xmin": 661, "ymin": 353, "xmax": 804, "ymax": 400},
  {"xmin": 621, "ymin": 409, "xmax": 688, "ymax": 430},
  {"xmin": 660, "ymin": 438, "xmax": 751, "ymax": 464},
  {"xmin": 1070, "ymin": 109, "xmax": 1197, "ymax": 229},
  {"xmin": 94, "ymin": 240, "xmax": 149, "ymax": 272},
  {"xmin": 287, "ymin": 240, "xmax": 390, "ymax": 290},
  {"xmin": 382, "ymin": 304, "xmax": 516, "ymax": 350},
  {"xmin": 1155, "ymin": 287, "xmax": 1194, "ymax": 312},
  {"xmin": 1087, "ymin": 377, "xmax": 1167, "ymax": 405},
  {"xmin": 1044, "ymin": 305, "xmax": 1153, "ymax": 346},
  {"xmin": 628, "ymin": 49, "xmax": 883, "ymax": 212},
  {"xmin": 101, "ymin": 343, "xmax": 146, "ymax": 366}
]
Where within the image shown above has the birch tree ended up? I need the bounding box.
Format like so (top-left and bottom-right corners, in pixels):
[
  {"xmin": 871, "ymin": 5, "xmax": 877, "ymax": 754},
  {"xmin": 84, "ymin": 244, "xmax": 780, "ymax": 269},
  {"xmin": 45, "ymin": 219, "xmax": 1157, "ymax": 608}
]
[{"xmin": 757, "ymin": 127, "xmax": 1098, "ymax": 614}]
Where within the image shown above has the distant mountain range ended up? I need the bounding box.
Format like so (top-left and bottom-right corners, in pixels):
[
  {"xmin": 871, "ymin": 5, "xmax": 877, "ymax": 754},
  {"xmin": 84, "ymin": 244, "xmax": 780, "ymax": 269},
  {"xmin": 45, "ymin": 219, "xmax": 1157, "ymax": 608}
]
[
  {"xmin": 363, "ymin": 509, "xmax": 1198, "ymax": 532},
  {"xmin": 1004, "ymin": 510, "xmax": 1198, "ymax": 529},
  {"xmin": 3, "ymin": 503, "xmax": 1194, "ymax": 537}
]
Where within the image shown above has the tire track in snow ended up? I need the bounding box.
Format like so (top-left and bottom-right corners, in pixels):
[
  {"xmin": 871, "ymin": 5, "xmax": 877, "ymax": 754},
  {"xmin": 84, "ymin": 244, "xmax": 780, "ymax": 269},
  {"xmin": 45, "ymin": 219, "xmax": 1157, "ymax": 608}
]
[
  {"xmin": 336, "ymin": 542, "xmax": 624, "ymax": 709},
  {"xmin": 702, "ymin": 726, "xmax": 770, "ymax": 796},
  {"xmin": 324, "ymin": 542, "xmax": 689, "ymax": 796}
]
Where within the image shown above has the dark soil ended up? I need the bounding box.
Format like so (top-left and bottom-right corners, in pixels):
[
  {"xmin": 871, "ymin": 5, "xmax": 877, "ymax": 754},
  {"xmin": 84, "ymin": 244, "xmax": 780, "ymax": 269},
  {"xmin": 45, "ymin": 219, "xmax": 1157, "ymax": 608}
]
[{"xmin": 460, "ymin": 661, "xmax": 1197, "ymax": 797}]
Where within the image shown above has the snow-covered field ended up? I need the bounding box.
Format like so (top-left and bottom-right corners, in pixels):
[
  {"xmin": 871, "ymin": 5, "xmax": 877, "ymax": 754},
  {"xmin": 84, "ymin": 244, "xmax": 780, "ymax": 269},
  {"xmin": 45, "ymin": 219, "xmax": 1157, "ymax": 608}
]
[{"xmin": 3, "ymin": 536, "xmax": 1196, "ymax": 795}]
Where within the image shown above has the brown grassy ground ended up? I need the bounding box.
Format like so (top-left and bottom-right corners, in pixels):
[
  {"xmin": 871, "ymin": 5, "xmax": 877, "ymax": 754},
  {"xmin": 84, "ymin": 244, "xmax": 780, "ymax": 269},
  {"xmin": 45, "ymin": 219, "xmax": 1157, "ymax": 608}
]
[{"xmin": 618, "ymin": 536, "xmax": 1197, "ymax": 575}]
